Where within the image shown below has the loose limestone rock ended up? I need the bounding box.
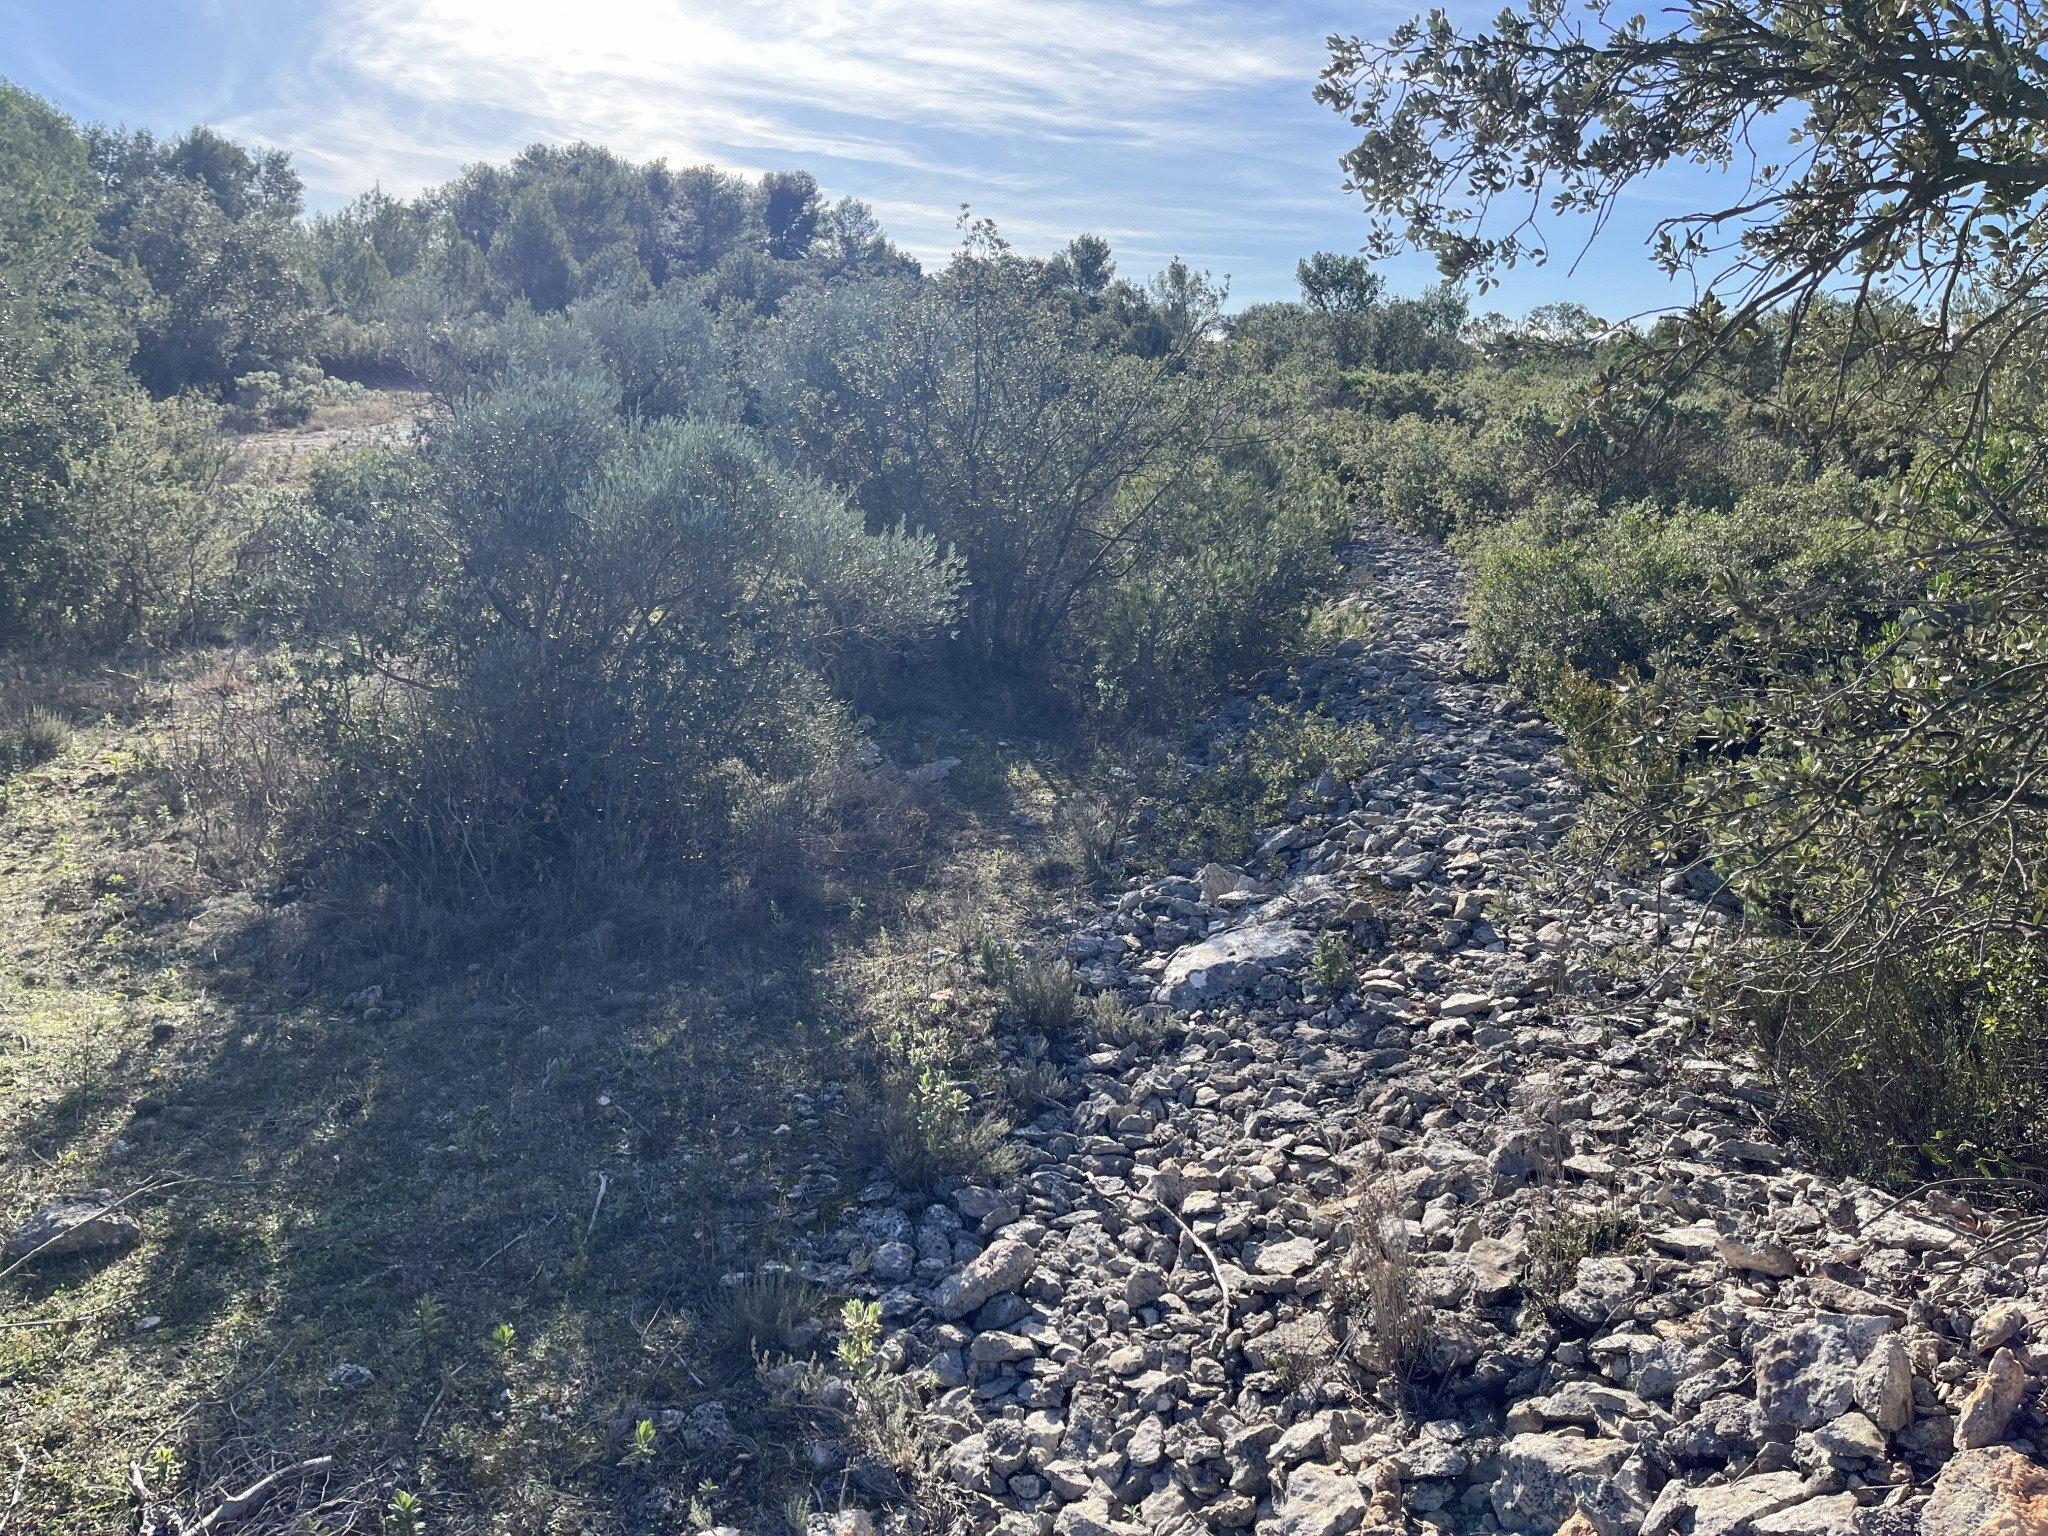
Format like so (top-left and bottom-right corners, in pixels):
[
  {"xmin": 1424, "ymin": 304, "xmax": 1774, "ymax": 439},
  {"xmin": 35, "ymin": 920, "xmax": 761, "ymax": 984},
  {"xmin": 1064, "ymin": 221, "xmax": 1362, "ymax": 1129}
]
[
  {"xmin": 1747, "ymin": 1493, "xmax": 1865, "ymax": 1536},
  {"xmin": 1157, "ymin": 922, "xmax": 1313, "ymax": 1008},
  {"xmin": 1754, "ymin": 1321, "xmax": 1863, "ymax": 1430},
  {"xmin": 1717, "ymin": 1231, "xmax": 1800, "ymax": 1278},
  {"xmin": 1464, "ymin": 1234, "xmax": 1527, "ymax": 1299},
  {"xmin": 1490, "ymin": 1434, "xmax": 1629, "ymax": 1534},
  {"xmin": 1649, "ymin": 1223, "xmax": 1722, "ymax": 1262},
  {"xmin": 1809, "ymin": 1409, "xmax": 1887, "ymax": 1463},
  {"xmin": 1053, "ymin": 1497, "xmax": 1145, "ymax": 1536},
  {"xmin": 1683, "ymin": 1473, "xmax": 1812, "ymax": 1536},
  {"xmin": 1555, "ymin": 1256, "xmax": 1639, "ymax": 1328},
  {"xmin": 870, "ymin": 1240, "xmax": 915, "ymax": 1282},
  {"xmin": 1123, "ymin": 1263, "xmax": 1170, "ymax": 1308},
  {"xmin": 1955, "ymin": 1347, "xmax": 2029, "ymax": 1450},
  {"xmin": 932, "ymin": 1237, "xmax": 1036, "ymax": 1321},
  {"xmin": 1854, "ymin": 1333, "xmax": 1914, "ymax": 1432},
  {"xmin": 967, "ymin": 1330, "xmax": 1035, "ymax": 1365},
  {"xmin": 1253, "ymin": 1235, "xmax": 1318, "ymax": 1277},
  {"xmin": 1921, "ymin": 1445, "xmax": 2048, "ymax": 1536},
  {"xmin": 6, "ymin": 1189, "xmax": 140, "ymax": 1259},
  {"xmin": 1269, "ymin": 1462, "xmax": 1367, "ymax": 1536},
  {"xmin": 1972, "ymin": 1301, "xmax": 2030, "ymax": 1356}
]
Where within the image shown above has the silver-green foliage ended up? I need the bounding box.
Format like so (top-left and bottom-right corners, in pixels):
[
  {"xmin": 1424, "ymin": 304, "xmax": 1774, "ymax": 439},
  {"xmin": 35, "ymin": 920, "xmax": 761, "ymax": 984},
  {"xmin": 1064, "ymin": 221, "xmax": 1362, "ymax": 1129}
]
[
  {"xmin": 752, "ymin": 236, "xmax": 1350, "ymax": 715},
  {"xmin": 280, "ymin": 375, "xmax": 959, "ymax": 890}
]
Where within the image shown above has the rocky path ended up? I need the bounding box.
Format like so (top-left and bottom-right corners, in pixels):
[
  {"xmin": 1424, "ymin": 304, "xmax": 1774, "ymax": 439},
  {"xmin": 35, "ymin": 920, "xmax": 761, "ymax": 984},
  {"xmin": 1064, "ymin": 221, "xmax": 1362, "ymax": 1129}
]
[{"xmin": 798, "ymin": 525, "xmax": 2048, "ymax": 1536}]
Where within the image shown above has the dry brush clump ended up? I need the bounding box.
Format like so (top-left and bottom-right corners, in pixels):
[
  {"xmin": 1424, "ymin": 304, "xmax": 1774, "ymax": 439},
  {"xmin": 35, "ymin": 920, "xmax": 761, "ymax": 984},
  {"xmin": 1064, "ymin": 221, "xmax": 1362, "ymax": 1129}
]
[
  {"xmin": 1526, "ymin": 1191, "xmax": 1640, "ymax": 1315},
  {"xmin": 149, "ymin": 655, "xmax": 329, "ymax": 881},
  {"xmin": 1328, "ymin": 1175, "xmax": 1425, "ymax": 1387},
  {"xmin": 726, "ymin": 761, "xmax": 939, "ymax": 926},
  {"xmin": 1006, "ymin": 955, "xmax": 1081, "ymax": 1035},
  {"xmin": 5, "ymin": 704, "xmax": 72, "ymax": 769},
  {"xmin": 1053, "ymin": 792, "xmax": 1129, "ymax": 888}
]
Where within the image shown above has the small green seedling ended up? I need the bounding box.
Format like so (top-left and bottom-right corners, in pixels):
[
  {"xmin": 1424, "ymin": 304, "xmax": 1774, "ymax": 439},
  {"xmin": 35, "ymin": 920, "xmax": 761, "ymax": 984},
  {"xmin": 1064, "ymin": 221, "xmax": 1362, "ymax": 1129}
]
[
  {"xmin": 836, "ymin": 1298, "xmax": 882, "ymax": 1378},
  {"xmin": 383, "ymin": 1488, "xmax": 425, "ymax": 1536},
  {"xmin": 146, "ymin": 1445, "xmax": 180, "ymax": 1494},
  {"xmin": 620, "ymin": 1418, "xmax": 658, "ymax": 1466},
  {"xmin": 411, "ymin": 1293, "xmax": 445, "ymax": 1345}
]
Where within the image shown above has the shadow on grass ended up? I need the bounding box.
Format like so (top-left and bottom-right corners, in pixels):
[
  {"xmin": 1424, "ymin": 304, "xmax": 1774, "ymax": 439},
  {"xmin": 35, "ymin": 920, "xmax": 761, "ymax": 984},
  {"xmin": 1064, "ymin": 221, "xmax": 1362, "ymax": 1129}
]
[
  {"xmin": 0, "ymin": 877, "xmax": 887, "ymax": 1536},
  {"xmin": 0, "ymin": 659, "xmax": 1123, "ymax": 1535}
]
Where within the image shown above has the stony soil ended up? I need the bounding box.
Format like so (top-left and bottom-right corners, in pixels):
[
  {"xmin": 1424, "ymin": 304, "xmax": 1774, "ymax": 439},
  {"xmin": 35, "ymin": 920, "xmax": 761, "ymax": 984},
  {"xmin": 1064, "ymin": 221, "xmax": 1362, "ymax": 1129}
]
[{"xmin": 786, "ymin": 525, "xmax": 2048, "ymax": 1536}]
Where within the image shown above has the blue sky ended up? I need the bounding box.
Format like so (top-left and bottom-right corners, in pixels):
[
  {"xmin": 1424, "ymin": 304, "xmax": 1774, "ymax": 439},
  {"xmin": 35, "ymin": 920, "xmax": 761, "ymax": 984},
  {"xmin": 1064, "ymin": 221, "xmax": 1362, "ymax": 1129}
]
[{"xmin": 6, "ymin": 0, "xmax": 1722, "ymax": 314}]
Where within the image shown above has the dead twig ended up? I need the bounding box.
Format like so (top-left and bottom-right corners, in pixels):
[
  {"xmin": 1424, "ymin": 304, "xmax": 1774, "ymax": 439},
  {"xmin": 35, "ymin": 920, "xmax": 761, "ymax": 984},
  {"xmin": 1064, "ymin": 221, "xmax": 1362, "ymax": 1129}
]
[
  {"xmin": 0, "ymin": 1446, "xmax": 28, "ymax": 1536},
  {"xmin": 129, "ymin": 1455, "xmax": 336, "ymax": 1536},
  {"xmin": 192, "ymin": 1455, "xmax": 336, "ymax": 1534},
  {"xmin": 416, "ymin": 1366, "xmax": 464, "ymax": 1443},
  {"xmin": 130, "ymin": 1462, "xmax": 176, "ymax": 1536},
  {"xmin": 466, "ymin": 1210, "xmax": 559, "ymax": 1276},
  {"xmin": 0, "ymin": 1308, "xmax": 111, "ymax": 1331},
  {"xmin": 1147, "ymin": 1197, "xmax": 1233, "ymax": 1335}
]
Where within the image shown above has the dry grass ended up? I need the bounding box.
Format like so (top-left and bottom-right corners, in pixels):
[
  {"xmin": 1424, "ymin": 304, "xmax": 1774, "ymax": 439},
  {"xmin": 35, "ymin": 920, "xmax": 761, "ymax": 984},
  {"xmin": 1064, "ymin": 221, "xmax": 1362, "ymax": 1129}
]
[
  {"xmin": 224, "ymin": 389, "xmax": 436, "ymax": 486},
  {"xmin": 1329, "ymin": 1177, "xmax": 1424, "ymax": 1384}
]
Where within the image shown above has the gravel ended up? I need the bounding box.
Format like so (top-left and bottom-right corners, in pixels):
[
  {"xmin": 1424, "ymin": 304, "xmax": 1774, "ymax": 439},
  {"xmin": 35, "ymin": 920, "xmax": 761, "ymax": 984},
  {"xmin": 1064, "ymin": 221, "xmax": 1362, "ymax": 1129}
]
[{"xmin": 785, "ymin": 524, "xmax": 2048, "ymax": 1536}]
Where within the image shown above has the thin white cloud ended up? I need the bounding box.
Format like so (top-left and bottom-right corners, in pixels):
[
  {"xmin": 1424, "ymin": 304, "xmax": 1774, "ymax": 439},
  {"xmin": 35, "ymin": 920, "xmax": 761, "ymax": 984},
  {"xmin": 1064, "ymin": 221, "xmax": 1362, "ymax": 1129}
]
[{"xmin": 328, "ymin": 0, "xmax": 1304, "ymax": 150}]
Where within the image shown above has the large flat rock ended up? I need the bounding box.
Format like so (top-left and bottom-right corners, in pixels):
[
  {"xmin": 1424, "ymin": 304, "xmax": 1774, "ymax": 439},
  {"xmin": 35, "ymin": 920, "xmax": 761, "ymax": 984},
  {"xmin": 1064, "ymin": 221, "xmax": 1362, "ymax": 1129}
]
[{"xmin": 1155, "ymin": 921, "xmax": 1311, "ymax": 1007}]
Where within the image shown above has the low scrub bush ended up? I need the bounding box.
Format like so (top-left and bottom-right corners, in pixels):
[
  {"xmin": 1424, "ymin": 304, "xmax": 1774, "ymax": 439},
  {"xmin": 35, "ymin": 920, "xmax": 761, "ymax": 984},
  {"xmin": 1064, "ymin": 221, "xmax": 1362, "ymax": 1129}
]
[
  {"xmin": 1054, "ymin": 793, "xmax": 1127, "ymax": 888},
  {"xmin": 1477, "ymin": 445, "xmax": 2048, "ymax": 1188},
  {"xmin": 1003, "ymin": 1035, "xmax": 1069, "ymax": 1113},
  {"xmin": 1007, "ymin": 956, "xmax": 1080, "ymax": 1033},
  {"xmin": 224, "ymin": 361, "xmax": 357, "ymax": 429},
  {"xmin": 1301, "ymin": 596, "xmax": 1377, "ymax": 654},
  {"xmin": 1527, "ymin": 1199, "xmax": 1639, "ymax": 1316},
  {"xmin": 7, "ymin": 705, "xmax": 70, "ymax": 768},
  {"xmin": 1461, "ymin": 472, "xmax": 1885, "ymax": 695},
  {"xmin": 755, "ymin": 244, "xmax": 1353, "ymax": 720},
  {"xmin": 1086, "ymin": 442, "xmax": 1350, "ymax": 720},
  {"xmin": 853, "ymin": 1018, "xmax": 1019, "ymax": 1192},
  {"xmin": 1085, "ymin": 990, "xmax": 1174, "ymax": 1051},
  {"xmin": 1309, "ymin": 931, "xmax": 1354, "ymax": 996},
  {"xmin": 703, "ymin": 1268, "xmax": 818, "ymax": 1382},
  {"xmin": 273, "ymin": 378, "xmax": 957, "ymax": 903},
  {"xmin": 973, "ymin": 931, "xmax": 1020, "ymax": 987},
  {"xmin": 150, "ymin": 657, "xmax": 325, "ymax": 882},
  {"xmin": 1338, "ymin": 410, "xmax": 1508, "ymax": 537},
  {"xmin": 1756, "ymin": 935, "xmax": 2048, "ymax": 1186},
  {"xmin": 17, "ymin": 394, "xmax": 282, "ymax": 651},
  {"xmin": 723, "ymin": 761, "xmax": 934, "ymax": 924}
]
